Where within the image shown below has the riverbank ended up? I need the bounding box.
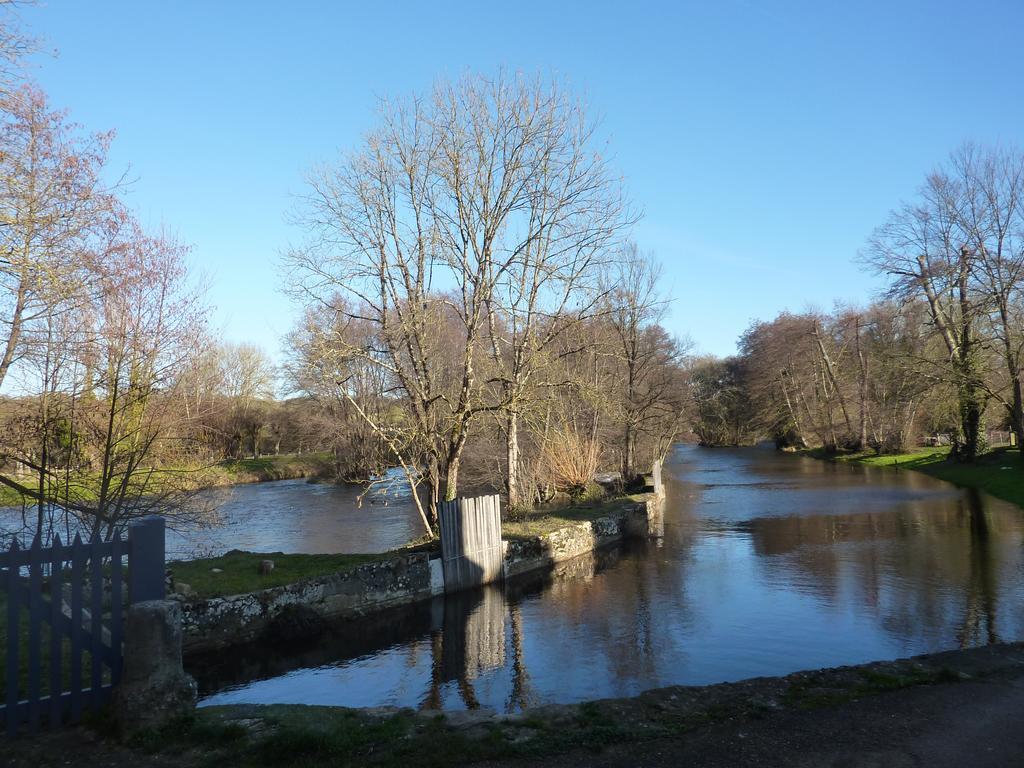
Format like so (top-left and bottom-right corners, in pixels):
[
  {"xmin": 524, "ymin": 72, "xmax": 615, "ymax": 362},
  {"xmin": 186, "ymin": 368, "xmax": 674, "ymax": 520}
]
[
  {"xmin": 802, "ymin": 445, "xmax": 1024, "ymax": 510},
  {"xmin": 203, "ymin": 453, "xmax": 336, "ymax": 486},
  {"xmin": 168, "ymin": 492, "xmax": 653, "ymax": 601},
  {"xmin": 172, "ymin": 492, "xmax": 662, "ymax": 652},
  {"xmin": 0, "ymin": 453, "xmax": 336, "ymax": 508},
  {"xmin": 7, "ymin": 642, "xmax": 1024, "ymax": 767}
]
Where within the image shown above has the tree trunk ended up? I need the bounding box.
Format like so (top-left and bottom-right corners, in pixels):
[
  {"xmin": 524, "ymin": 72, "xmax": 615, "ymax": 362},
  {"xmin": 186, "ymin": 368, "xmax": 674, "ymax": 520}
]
[
  {"xmin": 623, "ymin": 422, "xmax": 636, "ymax": 484},
  {"xmin": 506, "ymin": 410, "xmax": 521, "ymax": 509},
  {"xmin": 855, "ymin": 316, "xmax": 869, "ymax": 450},
  {"xmin": 956, "ymin": 367, "xmax": 984, "ymax": 462},
  {"xmin": 444, "ymin": 456, "xmax": 460, "ymax": 502},
  {"xmin": 1012, "ymin": 380, "xmax": 1024, "ymax": 456}
]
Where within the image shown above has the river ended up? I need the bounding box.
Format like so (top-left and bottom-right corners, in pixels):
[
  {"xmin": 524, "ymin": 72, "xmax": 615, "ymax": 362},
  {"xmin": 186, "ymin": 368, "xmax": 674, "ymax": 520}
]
[
  {"xmin": 187, "ymin": 444, "xmax": 1024, "ymax": 711},
  {"xmin": 0, "ymin": 468, "xmax": 425, "ymax": 559}
]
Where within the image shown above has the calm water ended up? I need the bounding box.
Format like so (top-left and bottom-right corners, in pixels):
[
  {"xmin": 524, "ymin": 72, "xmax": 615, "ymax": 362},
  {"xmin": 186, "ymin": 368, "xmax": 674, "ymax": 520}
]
[
  {"xmin": 193, "ymin": 444, "xmax": 1024, "ymax": 711},
  {"xmin": 165, "ymin": 470, "xmax": 424, "ymax": 558},
  {"xmin": 0, "ymin": 468, "xmax": 425, "ymax": 559}
]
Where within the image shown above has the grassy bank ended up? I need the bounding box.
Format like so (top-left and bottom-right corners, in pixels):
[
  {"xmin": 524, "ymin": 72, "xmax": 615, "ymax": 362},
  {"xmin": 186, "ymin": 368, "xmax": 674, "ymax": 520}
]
[
  {"xmin": 806, "ymin": 445, "xmax": 1024, "ymax": 510},
  {"xmin": 0, "ymin": 453, "xmax": 336, "ymax": 509},
  {"xmin": 501, "ymin": 492, "xmax": 649, "ymax": 539},
  {"xmin": 206, "ymin": 453, "xmax": 335, "ymax": 486},
  {"xmin": 168, "ymin": 550, "xmax": 392, "ymax": 600}
]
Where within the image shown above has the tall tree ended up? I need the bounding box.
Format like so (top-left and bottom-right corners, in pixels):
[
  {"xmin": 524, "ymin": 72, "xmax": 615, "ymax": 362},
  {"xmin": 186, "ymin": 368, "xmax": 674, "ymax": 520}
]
[
  {"xmin": 945, "ymin": 144, "xmax": 1024, "ymax": 454},
  {"xmin": 606, "ymin": 245, "xmax": 686, "ymax": 481},
  {"xmin": 865, "ymin": 145, "xmax": 1022, "ymax": 461},
  {"xmin": 0, "ymin": 85, "xmax": 115, "ymax": 390},
  {"xmin": 286, "ymin": 72, "xmax": 629, "ymax": 523}
]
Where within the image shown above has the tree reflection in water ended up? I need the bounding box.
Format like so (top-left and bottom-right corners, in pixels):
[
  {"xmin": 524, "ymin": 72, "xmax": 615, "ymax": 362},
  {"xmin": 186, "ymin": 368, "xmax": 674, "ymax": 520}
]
[{"xmin": 193, "ymin": 445, "xmax": 1024, "ymax": 712}]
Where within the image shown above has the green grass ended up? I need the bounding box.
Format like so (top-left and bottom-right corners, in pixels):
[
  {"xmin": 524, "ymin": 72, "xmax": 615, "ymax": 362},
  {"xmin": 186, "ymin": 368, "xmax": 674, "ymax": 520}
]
[
  {"xmin": 128, "ymin": 706, "xmax": 499, "ymax": 768},
  {"xmin": 0, "ymin": 453, "xmax": 336, "ymax": 509},
  {"xmin": 501, "ymin": 493, "xmax": 648, "ymax": 539},
  {"xmin": 168, "ymin": 550, "xmax": 390, "ymax": 600},
  {"xmin": 212, "ymin": 453, "xmax": 335, "ymax": 484},
  {"xmin": 128, "ymin": 702, "xmax": 641, "ymax": 768},
  {"xmin": 808, "ymin": 445, "xmax": 1024, "ymax": 510}
]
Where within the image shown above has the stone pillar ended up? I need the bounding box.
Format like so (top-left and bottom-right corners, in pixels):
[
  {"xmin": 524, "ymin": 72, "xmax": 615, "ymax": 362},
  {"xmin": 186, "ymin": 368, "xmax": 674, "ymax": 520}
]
[{"xmin": 114, "ymin": 600, "xmax": 196, "ymax": 733}]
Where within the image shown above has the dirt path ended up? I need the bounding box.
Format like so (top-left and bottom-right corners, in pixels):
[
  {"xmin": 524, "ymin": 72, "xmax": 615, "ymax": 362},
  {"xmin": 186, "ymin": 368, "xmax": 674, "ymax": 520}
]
[
  {"xmin": 5, "ymin": 643, "xmax": 1024, "ymax": 768},
  {"xmin": 481, "ymin": 666, "xmax": 1024, "ymax": 767}
]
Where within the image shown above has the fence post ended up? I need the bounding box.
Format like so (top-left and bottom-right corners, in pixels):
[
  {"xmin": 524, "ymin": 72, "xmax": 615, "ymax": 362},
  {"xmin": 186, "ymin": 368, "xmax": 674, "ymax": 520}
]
[
  {"xmin": 113, "ymin": 600, "xmax": 196, "ymax": 734},
  {"xmin": 128, "ymin": 516, "xmax": 165, "ymax": 604}
]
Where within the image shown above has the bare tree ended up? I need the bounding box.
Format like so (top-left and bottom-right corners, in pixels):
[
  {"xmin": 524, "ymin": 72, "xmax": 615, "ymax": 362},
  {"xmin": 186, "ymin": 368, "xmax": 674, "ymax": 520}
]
[
  {"xmin": 0, "ymin": 1, "xmax": 35, "ymax": 103},
  {"xmin": 865, "ymin": 145, "xmax": 1023, "ymax": 460},
  {"xmin": 946, "ymin": 144, "xmax": 1024, "ymax": 453},
  {"xmin": 0, "ymin": 85, "xmax": 115, "ymax": 391},
  {"xmin": 221, "ymin": 342, "xmax": 277, "ymax": 458},
  {"xmin": 480, "ymin": 80, "xmax": 630, "ymax": 509},
  {"xmin": 0, "ymin": 213, "xmax": 213, "ymax": 540},
  {"xmin": 605, "ymin": 244, "xmax": 686, "ymax": 481},
  {"xmin": 286, "ymin": 72, "xmax": 630, "ymax": 524}
]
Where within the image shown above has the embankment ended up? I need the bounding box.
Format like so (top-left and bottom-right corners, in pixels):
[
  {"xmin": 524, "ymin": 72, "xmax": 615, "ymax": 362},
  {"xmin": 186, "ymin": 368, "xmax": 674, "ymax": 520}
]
[
  {"xmin": 801, "ymin": 445, "xmax": 1024, "ymax": 511},
  {"xmin": 178, "ymin": 492, "xmax": 664, "ymax": 653}
]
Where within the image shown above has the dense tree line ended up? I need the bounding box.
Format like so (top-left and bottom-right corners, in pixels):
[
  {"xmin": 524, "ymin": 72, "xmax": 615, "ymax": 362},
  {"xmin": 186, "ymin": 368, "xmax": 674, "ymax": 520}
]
[{"xmin": 691, "ymin": 144, "xmax": 1024, "ymax": 460}]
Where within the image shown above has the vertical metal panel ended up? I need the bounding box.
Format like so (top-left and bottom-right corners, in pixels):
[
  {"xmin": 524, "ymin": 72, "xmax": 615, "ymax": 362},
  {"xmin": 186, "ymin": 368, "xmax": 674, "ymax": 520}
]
[
  {"xmin": 438, "ymin": 494, "xmax": 504, "ymax": 593},
  {"xmin": 128, "ymin": 516, "xmax": 166, "ymax": 603}
]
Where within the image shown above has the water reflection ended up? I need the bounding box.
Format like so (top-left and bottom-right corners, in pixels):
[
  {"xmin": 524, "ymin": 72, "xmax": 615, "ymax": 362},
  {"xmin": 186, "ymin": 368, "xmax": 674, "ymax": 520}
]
[{"xmin": 195, "ymin": 445, "xmax": 1024, "ymax": 711}]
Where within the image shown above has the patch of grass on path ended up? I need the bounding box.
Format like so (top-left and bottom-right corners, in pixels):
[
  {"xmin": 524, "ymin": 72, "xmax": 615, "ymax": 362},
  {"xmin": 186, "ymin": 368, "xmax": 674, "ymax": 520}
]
[
  {"xmin": 113, "ymin": 651, "xmax": 975, "ymax": 768},
  {"xmin": 809, "ymin": 445, "xmax": 1024, "ymax": 510}
]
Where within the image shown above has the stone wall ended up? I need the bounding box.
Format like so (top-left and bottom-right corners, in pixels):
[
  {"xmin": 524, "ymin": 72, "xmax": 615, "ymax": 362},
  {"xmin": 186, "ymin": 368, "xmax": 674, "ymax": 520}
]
[
  {"xmin": 504, "ymin": 494, "xmax": 663, "ymax": 578},
  {"xmin": 181, "ymin": 551, "xmax": 444, "ymax": 653},
  {"xmin": 181, "ymin": 493, "xmax": 662, "ymax": 654}
]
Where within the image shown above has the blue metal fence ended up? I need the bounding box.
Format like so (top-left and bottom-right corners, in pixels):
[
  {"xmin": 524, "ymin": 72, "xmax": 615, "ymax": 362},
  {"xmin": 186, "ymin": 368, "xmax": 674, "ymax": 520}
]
[{"xmin": 1, "ymin": 516, "xmax": 165, "ymax": 736}]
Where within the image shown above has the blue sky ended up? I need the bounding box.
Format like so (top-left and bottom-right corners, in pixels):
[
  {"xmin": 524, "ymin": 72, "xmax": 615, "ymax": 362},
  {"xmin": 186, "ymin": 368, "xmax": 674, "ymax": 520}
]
[{"xmin": 23, "ymin": 0, "xmax": 1024, "ymax": 358}]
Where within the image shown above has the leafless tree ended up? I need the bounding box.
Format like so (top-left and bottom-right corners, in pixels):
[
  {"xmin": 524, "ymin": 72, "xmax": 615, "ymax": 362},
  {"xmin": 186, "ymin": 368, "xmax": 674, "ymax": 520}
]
[
  {"xmin": 286, "ymin": 72, "xmax": 631, "ymax": 524},
  {"xmin": 865, "ymin": 144, "xmax": 1024, "ymax": 460},
  {"xmin": 605, "ymin": 244, "xmax": 687, "ymax": 481},
  {"xmin": 0, "ymin": 85, "xmax": 116, "ymax": 390}
]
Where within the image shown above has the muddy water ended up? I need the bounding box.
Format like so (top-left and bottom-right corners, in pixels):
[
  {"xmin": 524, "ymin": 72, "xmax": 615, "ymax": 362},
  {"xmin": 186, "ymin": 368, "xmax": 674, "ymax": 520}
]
[{"xmin": 190, "ymin": 444, "xmax": 1024, "ymax": 712}]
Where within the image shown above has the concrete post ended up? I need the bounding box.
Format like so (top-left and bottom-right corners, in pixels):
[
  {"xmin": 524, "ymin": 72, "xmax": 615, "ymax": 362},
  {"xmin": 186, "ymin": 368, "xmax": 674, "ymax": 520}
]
[
  {"xmin": 113, "ymin": 600, "xmax": 196, "ymax": 733},
  {"xmin": 128, "ymin": 516, "xmax": 166, "ymax": 604},
  {"xmin": 651, "ymin": 458, "xmax": 664, "ymax": 498}
]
